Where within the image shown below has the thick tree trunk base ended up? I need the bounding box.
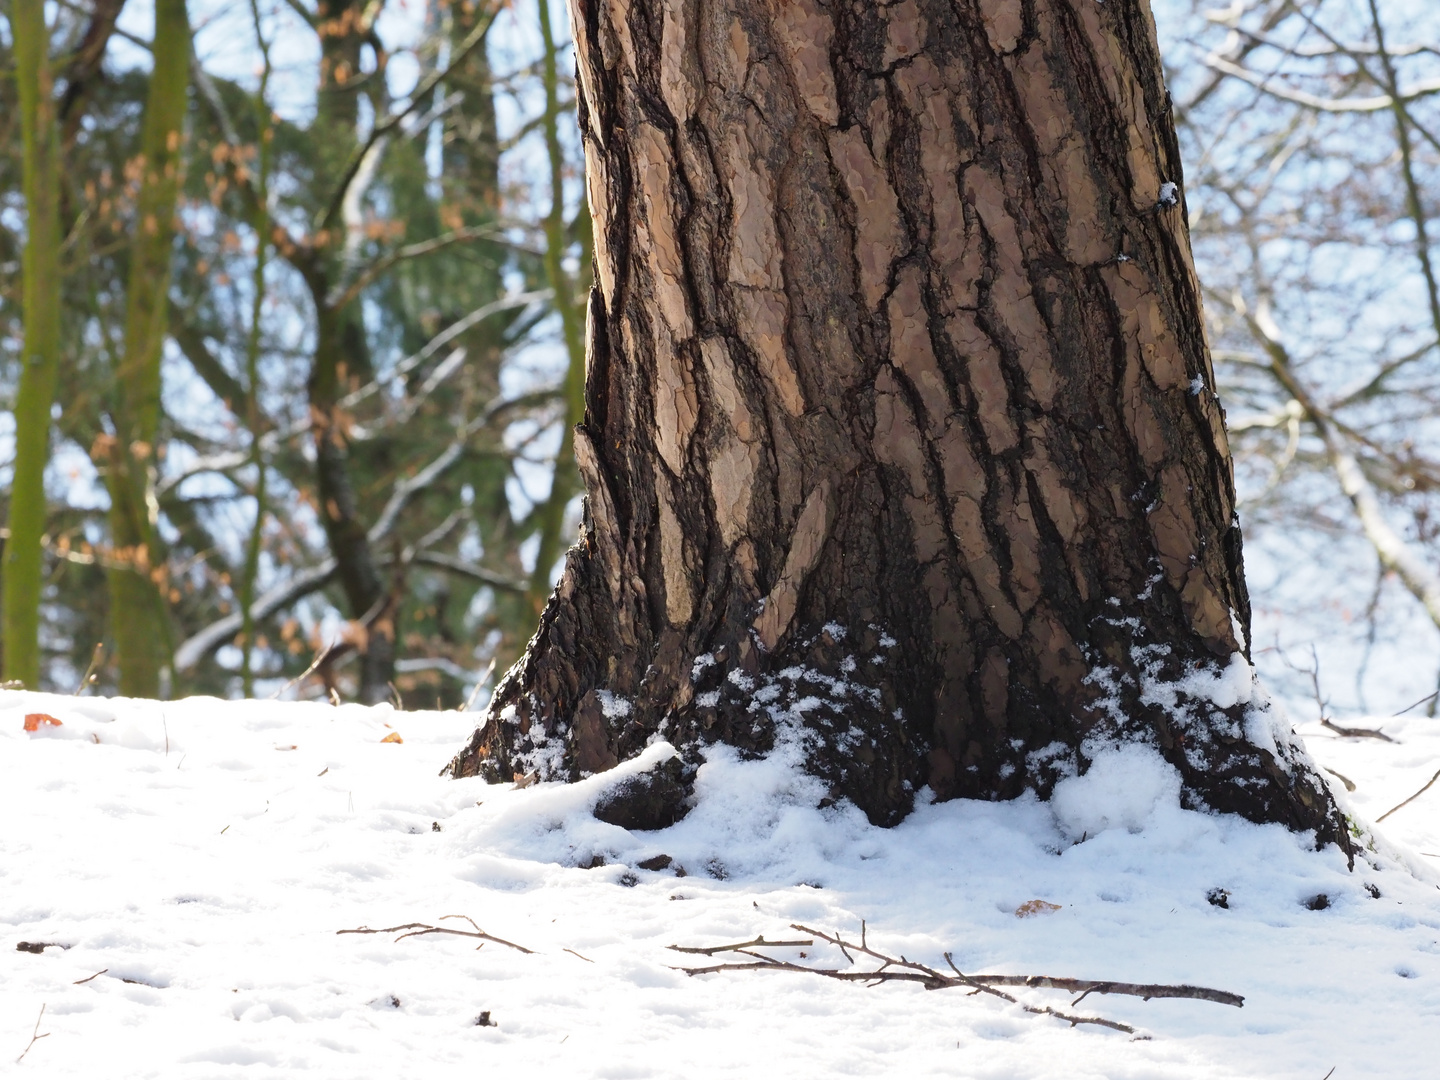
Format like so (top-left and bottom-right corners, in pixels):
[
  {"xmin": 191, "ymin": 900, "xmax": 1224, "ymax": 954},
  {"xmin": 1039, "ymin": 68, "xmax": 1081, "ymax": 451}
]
[
  {"xmin": 447, "ymin": 0, "xmax": 1350, "ymax": 859},
  {"xmin": 447, "ymin": 510, "xmax": 1348, "ymax": 855}
]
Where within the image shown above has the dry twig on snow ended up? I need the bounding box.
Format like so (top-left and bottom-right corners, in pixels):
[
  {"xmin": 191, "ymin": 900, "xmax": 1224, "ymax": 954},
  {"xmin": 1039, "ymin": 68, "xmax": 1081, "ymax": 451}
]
[
  {"xmin": 669, "ymin": 923, "xmax": 1245, "ymax": 1036},
  {"xmin": 14, "ymin": 1004, "xmax": 49, "ymax": 1064},
  {"xmin": 337, "ymin": 914, "xmax": 533, "ymax": 954}
]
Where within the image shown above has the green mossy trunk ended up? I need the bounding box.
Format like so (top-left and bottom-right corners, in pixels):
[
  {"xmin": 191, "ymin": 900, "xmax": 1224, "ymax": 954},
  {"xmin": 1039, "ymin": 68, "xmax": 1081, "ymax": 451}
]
[
  {"xmin": 2, "ymin": 0, "xmax": 64, "ymax": 689},
  {"xmin": 106, "ymin": 0, "xmax": 192, "ymax": 697}
]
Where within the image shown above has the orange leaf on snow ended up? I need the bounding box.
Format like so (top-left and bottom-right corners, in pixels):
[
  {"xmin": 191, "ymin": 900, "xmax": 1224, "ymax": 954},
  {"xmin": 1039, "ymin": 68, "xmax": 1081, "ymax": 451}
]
[
  {"xmin": 380, "ymin": 732, "xmax": 403, "ymax": 744},
  {"xmin": 1015, "ymin": 900, "xmax": 1062, "ymax": 918},
  {"xmin": 23, "ymin": 713, "xmax": 63, "ymax": 732}
]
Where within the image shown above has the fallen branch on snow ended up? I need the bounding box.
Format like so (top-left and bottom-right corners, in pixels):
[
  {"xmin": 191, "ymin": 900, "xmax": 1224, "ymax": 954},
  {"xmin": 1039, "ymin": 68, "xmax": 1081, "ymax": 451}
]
[
  {"xmin": 336, "ymin": 914, "xmax": 532, "ymax": 954},
  {"xmin": 669, "ymin": 923, "xmax": 1244, "ymax": 1036}
]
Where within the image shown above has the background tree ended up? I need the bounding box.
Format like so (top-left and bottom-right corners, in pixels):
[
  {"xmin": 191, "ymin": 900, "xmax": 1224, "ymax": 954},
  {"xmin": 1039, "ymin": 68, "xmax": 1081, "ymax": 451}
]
[
  {"xmin": 448, "ymin": 0, "xmax": 1347, "ymax": 847},
  {"xmin": 0, "ymin": 0, "xmax": 589, "ymax": 704},
  {"xmin": 103, "ymin": 0, "xmax": 190, "ymax": 697},
  {"xmin": 2, "ymin": 0, "xmax": 65, "ymax": 687},
  {"xmin": 1162, "ymin": 0, "xmax": 1440, "ymax": 714}
]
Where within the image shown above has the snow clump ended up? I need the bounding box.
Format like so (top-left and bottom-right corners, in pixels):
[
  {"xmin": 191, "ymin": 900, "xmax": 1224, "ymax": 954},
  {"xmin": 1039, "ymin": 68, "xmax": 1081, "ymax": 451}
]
[{"xmin": 1049, "ymin": 743, "xmax": 1182, "ymax": 841}]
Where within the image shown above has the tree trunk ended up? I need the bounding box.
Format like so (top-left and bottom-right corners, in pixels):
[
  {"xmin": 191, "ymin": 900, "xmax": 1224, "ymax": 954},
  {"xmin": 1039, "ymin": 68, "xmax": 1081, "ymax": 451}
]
[
  {"xmin": 105, "ymin": 0, "xmax": 190, "ymax": 698},
  {"xmin": 308, "ymin": 298, "xmax": 395, "ymax": 705},
  {"xmin": 528, "ymin": 0, "xmax": 591, "ymax": 614},
  {"xmin": 447, "ymin": 0, "xmax": 1348, "ymax": 849},
  {"xmin": 3, "ymin": 0, "xmax": 63, "ymax": 689}
]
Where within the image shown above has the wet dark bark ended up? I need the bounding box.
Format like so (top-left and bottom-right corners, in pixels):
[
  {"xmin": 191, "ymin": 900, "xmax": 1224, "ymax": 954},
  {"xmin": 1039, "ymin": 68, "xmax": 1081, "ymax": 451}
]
[{"xmin": 447, "ymin": 0, "xmax": 1348, "ymax": 851}]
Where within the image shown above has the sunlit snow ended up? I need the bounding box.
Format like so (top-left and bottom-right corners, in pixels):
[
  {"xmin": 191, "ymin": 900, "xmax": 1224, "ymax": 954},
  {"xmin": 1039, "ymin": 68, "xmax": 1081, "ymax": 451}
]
[{"xmin": 1, "ymin": 690, "xmax": 1437, "ymax": 1078}]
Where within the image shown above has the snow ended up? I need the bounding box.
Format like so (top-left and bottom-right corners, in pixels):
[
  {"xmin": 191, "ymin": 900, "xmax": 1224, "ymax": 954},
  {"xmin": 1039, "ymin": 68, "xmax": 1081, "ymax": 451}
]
[
  {"xmin": 2, "ymin": 689, "xmax": 1438, "ymax": 1079},
  {"xmin": 1049, "ymin": 745, "xmax": 1182, "ymax": 842}
]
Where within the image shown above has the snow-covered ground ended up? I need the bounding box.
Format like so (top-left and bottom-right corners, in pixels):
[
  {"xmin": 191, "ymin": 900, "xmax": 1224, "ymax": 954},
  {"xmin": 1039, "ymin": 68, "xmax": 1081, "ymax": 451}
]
[{"xmin": 1, "ymin": 688, "xmax": 1436, "ymax": 1079}]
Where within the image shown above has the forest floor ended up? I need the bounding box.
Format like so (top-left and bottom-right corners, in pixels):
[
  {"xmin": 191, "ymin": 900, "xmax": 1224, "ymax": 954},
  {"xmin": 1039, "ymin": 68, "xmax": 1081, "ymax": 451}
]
[{"xmin": 0, "ymin": 686, "xmax": 1436, "ymax": 1079}]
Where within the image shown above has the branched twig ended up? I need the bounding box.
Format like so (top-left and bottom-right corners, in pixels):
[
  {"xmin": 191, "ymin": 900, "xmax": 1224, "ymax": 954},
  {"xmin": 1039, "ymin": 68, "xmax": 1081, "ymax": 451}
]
[
  {"xmin": 15, "ymin": 1004, "xmax": 49, "ymax": 1064},
  {"xmin": 669, "ymin": 924, "xmax": 1245, "ymax": 1037},
  {"xmin": 337, "ymin": 916, "xmax": 533, "ymax": 955}
]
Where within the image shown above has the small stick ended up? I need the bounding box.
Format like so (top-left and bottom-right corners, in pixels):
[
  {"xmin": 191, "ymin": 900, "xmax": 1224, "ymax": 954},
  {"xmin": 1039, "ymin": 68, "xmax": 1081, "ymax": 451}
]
[
  {"xmin": 15, "ymin": 1004, "xmax": 49, "ymax": 1064},
  {"xmin": 72, "ymin": 969, "xmax": 107, "ymax": 985},
  {"xmin": 564, "ymin": 948, "xmax": 594, "ymax": 963},
  {"xmin": 74, "ymin": 643, "xmax": 104, "ymax": 695},
  {"xmin": 1376, "ymin": 765, "xmax": 1440, "ymax": 823},
  {"xmin": 458, "ymin": 657, "xmax": 498, "ymax": 712},
  {"xmin": 337, "ymin": 919, "xmax": 532, "ymax": 954},
  {"xmin": 268, "ymin": 640, "xmax": 332, "ymax": 700}
]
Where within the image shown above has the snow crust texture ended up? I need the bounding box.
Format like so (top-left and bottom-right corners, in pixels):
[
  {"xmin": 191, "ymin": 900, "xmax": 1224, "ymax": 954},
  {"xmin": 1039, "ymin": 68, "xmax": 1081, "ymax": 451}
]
[{"xmin": 2, "ymin": 689, "xmax": 1438, "ymax": 1079}]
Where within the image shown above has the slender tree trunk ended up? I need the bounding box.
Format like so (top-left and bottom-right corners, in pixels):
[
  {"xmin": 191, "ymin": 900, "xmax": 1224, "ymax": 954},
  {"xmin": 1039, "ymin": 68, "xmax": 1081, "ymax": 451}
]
[
  {"xmin": 301, "ymin": 0, "xmax": 393, "ymax": 704},
  {"xmin": 448, "ymin": 0, "xmax": 1347, "ymax": 848},
  {"xmin": 239, "ymin": 0, "xmax": 274, "ymax": 699},
  {"xmin": 528, "ymin": 0, "xmax": 590, "ymax": 612},
  {"xmin": 308, "ymin": 298, "xmax": 394, "ymax": 704},
  {"xmin": 440, "ymin": 1, "xmax": 536, "ymax": 672},
  {"xmin": 105, "ymin": 0, "xmax": 191, "ymax": 698},
  {"xmin": 3, "ymin": 0, "xmax": 64, "ymax": 689}
]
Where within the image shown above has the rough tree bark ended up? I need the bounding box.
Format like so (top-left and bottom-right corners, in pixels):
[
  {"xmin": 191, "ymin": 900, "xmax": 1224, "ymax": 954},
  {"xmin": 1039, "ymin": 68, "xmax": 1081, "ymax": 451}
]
[{"xmin": 447, "ymin": 0, "xmax": 1349, "ymax": 849}]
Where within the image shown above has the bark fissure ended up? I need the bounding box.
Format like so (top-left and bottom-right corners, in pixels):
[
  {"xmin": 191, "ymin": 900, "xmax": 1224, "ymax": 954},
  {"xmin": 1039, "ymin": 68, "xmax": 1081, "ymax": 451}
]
[{"xmin": 448, "ymin": 0, "xmax": 1346, "ymax": 850}]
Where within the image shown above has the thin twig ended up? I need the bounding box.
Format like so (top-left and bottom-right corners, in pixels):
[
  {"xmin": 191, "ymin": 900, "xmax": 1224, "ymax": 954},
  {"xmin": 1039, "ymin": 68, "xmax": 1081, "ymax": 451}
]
[
  {"xmin": 1392, "ymin": 688, "xmax": 1440, "ymax": 716},
  {"xmin": 337, "ymin": 919, "xmax": 532, "ymax": 955},
  {"xmin": 15, "ymin": 1004, "xmax": 49, "ymax": 1064},
  {"xmin": 267, "ymin": 639, "xmax": 333, "ymax": 700},
  {"xmin": 1376, "ymin": 766, "xmax": 1440, "ymax": 823},
  {"xmin": 72, "ymin": 969, "xmax": 107, "ymax": 985},
  {"xmin": 73, "ymin": 643, "xmax": 104, "ymax": 694},
  {"xmin": 668, "ymin": 935, "xmax": 813, "ymax": 957},
  {"xmin": 459, "ymin": 657, "xmax": 499, "ymax": 712}
]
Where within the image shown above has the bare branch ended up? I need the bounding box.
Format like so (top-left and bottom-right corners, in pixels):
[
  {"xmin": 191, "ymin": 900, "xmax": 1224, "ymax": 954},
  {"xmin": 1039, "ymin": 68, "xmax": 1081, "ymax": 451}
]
[
  {"xmin": 330, "ymin": 225, "xmax": 542, "ymax": 310},
  {"xmin": 173, "ymin": 560, "xmax": 339, "ymax": 673},
  {"xmin": 669, "ymin": 924, "xmax": 1245, "ymax": 1038},
  {"xmin": 1247, "ymin": 304, "xmax": 1440, "ymax": 632},
  {"xmin": 1203, "ymin": 55, "xmax": 1440, "ymax": 112},
  {"xmin": 318, "ymin": 7, "xmax": 501, "ymax": 232}
]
